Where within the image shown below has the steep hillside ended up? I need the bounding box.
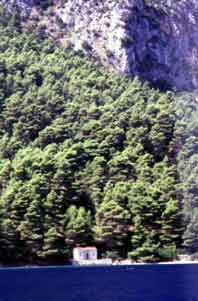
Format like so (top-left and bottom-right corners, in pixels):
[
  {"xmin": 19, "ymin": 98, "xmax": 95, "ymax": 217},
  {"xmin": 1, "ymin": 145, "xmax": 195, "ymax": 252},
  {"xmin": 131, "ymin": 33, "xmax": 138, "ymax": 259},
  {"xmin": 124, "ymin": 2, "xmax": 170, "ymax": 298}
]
[
  {"xmin": 0, "ymin": 18, "xmax": 183, "ymax": 264},
  {"xmin": 174, "ymin": 91, "xmax": 198, "ymax": 254},
  {"xmin": 3, "ymin": 0, "xmax": 198, "ymax": 91},
  {"xmin": 0, "ymin": 1, "xmax": 197, "ymax": 265}
]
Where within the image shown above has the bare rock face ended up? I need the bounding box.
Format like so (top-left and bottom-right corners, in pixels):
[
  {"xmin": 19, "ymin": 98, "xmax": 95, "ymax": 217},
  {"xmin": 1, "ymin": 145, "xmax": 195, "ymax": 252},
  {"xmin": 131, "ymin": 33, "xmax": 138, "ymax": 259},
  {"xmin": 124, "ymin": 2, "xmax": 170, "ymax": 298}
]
[
  {"xmin": 56, "ymin": 0, "xmax": 145, "ymax": 76},
  {"xmin": 1, "ymin": 0, "xmax": 35, "ymax": 16},
  {"xmin": 2, "ymin": 0, "xmax": 198, "ymax": 91},
  {"xmin": 133, "ymin": 0, "xmax": 198, "ymax": 91}
]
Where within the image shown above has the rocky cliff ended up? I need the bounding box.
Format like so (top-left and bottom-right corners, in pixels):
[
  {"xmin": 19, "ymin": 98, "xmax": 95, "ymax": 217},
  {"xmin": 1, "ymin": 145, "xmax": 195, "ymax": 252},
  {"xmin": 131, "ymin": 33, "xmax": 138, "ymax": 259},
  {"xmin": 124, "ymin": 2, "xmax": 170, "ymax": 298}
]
[{"xmin": 2, "ymin": 0, "xmax": 198, "ymax": 91}]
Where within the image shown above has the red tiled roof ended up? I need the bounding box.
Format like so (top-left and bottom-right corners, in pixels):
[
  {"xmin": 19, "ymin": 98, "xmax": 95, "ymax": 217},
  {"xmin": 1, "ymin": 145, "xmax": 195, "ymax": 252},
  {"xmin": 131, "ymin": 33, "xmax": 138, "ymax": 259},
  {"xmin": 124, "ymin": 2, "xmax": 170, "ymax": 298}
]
[{"xmin": 74, "ymin": 246, "xmax": 97, "ymax": 250}]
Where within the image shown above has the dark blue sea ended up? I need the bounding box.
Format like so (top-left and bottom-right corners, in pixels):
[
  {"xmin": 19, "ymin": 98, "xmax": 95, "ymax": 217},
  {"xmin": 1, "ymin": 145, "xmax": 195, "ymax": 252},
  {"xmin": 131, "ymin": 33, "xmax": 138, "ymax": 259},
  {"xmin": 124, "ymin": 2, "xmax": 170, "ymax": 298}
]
[{"xmin": 0, "ymin": 264, "xmax": 198, "ymax": 301}]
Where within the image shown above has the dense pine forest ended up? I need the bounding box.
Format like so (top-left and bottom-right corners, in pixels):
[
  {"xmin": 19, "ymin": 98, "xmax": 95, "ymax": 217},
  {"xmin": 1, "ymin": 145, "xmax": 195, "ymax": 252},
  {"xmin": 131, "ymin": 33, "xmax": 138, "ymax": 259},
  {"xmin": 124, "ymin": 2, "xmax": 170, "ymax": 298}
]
[{"xmin": 0, "ymin": 6, "xmax": 197, "ymax": 265}]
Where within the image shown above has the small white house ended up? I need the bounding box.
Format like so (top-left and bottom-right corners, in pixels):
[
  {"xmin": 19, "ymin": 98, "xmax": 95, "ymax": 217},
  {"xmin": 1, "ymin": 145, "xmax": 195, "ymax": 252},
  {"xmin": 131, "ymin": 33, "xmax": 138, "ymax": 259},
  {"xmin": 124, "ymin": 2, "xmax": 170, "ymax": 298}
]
[{"xmin": 73, "ymin": 246, "xmax": 98, "ymax": 262}]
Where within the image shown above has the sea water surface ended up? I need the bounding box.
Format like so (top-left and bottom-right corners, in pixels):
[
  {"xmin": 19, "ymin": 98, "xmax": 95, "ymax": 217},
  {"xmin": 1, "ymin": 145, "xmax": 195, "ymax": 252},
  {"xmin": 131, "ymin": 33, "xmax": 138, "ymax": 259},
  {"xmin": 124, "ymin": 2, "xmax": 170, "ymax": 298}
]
[{"xmin": 0, "ymin": 264, "xmax": 198, "ymax": 301}]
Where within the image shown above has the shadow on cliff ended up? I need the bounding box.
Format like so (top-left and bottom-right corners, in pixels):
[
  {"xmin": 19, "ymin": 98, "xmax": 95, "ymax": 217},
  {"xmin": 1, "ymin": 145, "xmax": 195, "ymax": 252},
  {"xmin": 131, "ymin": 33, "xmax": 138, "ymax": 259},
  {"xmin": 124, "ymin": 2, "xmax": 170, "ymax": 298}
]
[{"xmin": 125, "ymin": 0, "xmax": 198, "ymax": 92}]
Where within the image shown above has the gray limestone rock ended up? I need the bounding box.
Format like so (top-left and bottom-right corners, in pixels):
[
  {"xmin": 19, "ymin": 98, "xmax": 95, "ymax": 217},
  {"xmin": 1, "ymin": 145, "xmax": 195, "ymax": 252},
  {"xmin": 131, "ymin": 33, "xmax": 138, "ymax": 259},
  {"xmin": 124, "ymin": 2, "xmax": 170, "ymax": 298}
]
[{"xmin": 2, "ymin": 0, "xmax": 198, "ymax": 91}]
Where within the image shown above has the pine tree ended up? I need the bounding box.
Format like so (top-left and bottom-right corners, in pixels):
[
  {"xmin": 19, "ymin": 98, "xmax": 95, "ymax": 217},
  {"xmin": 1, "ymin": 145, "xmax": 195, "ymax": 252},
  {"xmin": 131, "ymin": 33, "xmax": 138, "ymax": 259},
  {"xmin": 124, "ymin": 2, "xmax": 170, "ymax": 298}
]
[
  {"xmin": 94, "ymin": 199, "xmax": 130, "ymax": 255},
  {"xmin": 64, "ymin": 205, "xmax": 93, "ymax": 248}
]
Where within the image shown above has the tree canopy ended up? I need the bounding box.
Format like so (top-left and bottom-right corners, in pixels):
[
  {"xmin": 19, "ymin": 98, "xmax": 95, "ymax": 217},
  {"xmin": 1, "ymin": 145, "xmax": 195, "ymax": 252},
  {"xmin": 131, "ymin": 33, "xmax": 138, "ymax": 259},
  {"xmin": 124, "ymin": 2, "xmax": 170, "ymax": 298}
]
[{"xmin": 0, "ymin": 8, "xmax": 196, "ymax": 265}]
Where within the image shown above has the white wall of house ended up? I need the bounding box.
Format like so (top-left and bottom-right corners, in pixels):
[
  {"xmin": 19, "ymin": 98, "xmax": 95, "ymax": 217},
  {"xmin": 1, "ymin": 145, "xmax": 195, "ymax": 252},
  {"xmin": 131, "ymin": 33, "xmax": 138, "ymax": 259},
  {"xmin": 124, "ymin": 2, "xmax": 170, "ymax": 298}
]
[{"xmin": 73, "ymin": 247, "xmax": 97, "ymax": 261}]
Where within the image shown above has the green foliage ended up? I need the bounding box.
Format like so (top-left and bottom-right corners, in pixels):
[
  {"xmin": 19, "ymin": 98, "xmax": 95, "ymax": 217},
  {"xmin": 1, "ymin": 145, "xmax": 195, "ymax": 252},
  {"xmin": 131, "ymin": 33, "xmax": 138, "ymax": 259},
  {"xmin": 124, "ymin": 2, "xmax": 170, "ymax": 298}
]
[
  {"xmin": 64, "ymin": 205, "xmax": 93, "ymax": 247},
  {"xmin": 174, "ymin": 92, "xmax": 198, "ymax": 254},
  {"xmin": 94, "ymin": 199, "xmax": 130, "ymax": 253},
  {"xmin": 0, "ymin": 16, "xmax": 182, "ymax": 264}
]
